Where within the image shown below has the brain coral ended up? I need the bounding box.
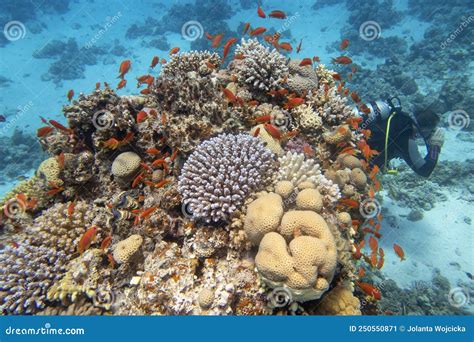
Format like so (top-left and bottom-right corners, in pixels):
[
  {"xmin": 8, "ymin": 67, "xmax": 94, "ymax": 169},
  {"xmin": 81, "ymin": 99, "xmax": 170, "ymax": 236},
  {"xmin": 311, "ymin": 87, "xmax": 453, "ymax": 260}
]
[
  {"xmin": 111, "ymin": 152, "xmax": 141, "ymax": 184},
  {"xmin": 233, "ymin": 39, "xmax": 288, "ymax": 91},
  {"xmin": 178, "ymin": 133, "xmax": 276, "ymax": 223}
]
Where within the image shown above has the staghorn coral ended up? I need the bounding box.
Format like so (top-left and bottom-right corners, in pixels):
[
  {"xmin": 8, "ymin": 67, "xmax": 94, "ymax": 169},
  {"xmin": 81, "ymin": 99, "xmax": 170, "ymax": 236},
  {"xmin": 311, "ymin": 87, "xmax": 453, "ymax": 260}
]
[
  {"xmin": 233, "ymin": 39, "xmax": 288, "ymax": 92},
  {"xmin": 307, "ymin": 84, "xmax": 353, "ymax": 126},
  {"xmin": 178, "ymin": 133, "xmax": 276, "ymax": 223}
]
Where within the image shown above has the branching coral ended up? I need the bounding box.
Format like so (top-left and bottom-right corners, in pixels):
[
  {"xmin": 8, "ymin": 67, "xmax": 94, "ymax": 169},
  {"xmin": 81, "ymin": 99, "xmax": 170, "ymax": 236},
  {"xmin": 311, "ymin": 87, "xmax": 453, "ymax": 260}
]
[
  {"xmin": 233, "ymin": 39, "xmax": 288, "ymax": 92},
  {"xmin": 178, "ymin": 133, "xmax": 276, "ymax": 222},
  {"xmin": 0, "ymin": 242, "xmax": 68, "ymax": 314},
  {"xmin": 277, "ymin": 152, "xmax": 340, "ymax": 203}
]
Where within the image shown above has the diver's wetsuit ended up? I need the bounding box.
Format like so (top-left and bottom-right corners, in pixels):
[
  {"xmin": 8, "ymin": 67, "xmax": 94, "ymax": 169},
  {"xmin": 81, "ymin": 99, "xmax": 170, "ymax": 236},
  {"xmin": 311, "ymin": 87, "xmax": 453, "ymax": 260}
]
[{"xmin": 362, "ymin": 111, "xmax": 439, "ymax": 177}]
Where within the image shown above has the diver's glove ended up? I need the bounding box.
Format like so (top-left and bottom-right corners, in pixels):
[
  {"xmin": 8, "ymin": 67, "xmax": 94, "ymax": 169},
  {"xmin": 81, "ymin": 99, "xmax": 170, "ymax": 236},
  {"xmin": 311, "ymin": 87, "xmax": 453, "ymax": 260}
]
[{"xmin": 428, "ymin": 128, "xmax": 445, "ymax": 148}]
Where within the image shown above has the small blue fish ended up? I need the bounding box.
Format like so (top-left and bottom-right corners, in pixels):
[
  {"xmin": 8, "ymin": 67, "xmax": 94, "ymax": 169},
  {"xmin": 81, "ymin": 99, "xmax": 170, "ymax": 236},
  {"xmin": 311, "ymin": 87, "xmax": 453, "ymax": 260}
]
[{"xmin": 0, "ymin": 115, "xmax": 6, "ymax": 122}]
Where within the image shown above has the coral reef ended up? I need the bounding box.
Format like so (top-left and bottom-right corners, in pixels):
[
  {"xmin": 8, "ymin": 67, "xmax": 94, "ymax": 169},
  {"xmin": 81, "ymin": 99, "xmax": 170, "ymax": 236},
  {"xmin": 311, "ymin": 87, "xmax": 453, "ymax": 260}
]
[{"xmin": 0, "ymin": 12, "xmax": 389, "ymax": 316}]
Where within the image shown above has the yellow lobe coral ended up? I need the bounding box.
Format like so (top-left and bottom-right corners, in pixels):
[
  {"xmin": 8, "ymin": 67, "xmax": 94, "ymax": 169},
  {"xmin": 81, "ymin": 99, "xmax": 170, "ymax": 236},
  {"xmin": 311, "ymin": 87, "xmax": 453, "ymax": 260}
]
[
  {"xmin": 255, "ymin": 231, "xmax": 337, "ymax": 301},
  {"xmin": 274, "ymin": 180, "xmax": 294, "ymax": 199},
  {"xmin": 315, "ymin": 283, "xmax": 361, "ymax": 315},
  {"xmin": 295, "ymin": 188, "xmax": 323, "ymax": 212},
  {"xmin": 244, "ymin": 193, "xmax": 284, "ymax": 245}
]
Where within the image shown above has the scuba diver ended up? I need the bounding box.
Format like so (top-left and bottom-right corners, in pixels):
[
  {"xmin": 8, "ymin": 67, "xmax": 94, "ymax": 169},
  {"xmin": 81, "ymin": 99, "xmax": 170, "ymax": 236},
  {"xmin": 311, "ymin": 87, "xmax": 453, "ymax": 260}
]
[{"xmin": 356, "ymin": 98, "xmax": 445, "ymax": 177}]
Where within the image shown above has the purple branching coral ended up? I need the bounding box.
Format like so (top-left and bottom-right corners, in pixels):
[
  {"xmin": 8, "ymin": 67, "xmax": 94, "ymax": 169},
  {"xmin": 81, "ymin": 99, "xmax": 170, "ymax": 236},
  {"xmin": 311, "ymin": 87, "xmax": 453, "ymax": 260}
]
[
  {"xmin": 0, "ymin": 243, "xmax": 68, "ymax": 314},
  {"xmin": 178, "ymin": 133, "xmax": 276, "ymax": 223}
]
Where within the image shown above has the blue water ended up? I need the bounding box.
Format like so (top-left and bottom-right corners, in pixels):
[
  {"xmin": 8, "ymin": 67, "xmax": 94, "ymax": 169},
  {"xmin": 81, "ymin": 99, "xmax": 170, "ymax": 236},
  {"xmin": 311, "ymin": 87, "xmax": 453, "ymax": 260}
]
[{"xmin": 0, "ymin": 0, "xmax": 472, "ymax": 315}]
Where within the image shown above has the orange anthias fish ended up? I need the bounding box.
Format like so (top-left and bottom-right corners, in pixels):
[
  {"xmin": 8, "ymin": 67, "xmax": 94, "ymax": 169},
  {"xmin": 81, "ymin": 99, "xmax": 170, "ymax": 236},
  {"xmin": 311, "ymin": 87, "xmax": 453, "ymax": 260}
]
[
  {"xmin": 269, "ymin": 10, "xmax": 286, "ymax": 19},
  {"xmin": 67, "ymin": 89, "xmax": 74, "ymax": 101},
  {"xmin": 284, "ymin": 97, "xmax": 304, "ymax": 109},
  {"xmin": 263, "ymin": 123, "xmax": 282, "ymax": 140},
  {"xmin": 313, "ymin": 56, "xmax": 320, "ymax": 63},
  {"xmin": 37, "ymin": 126, "xmax": 54, "ymax": 137},
  {"xmin": 351, "ymin": 91, "xmax": 361, "ymax": 103},
  {"xmin": 145, "ymin": 148, "xmax": 160, "ymax": 154},
  {"xmin": 118, "ymin": 60, "xmax": 131, "ymax": 79},
  {"xmin": 369, "ymin": 236, "xmax": 378, "ymax": 253},
  {"xmin": 103, "ymin": 138, "xmax": 120, "ymax": 150},
  {"xmin": 252, "ymin": 114, "xmax": 273, "ymax": 124},
  {"xmin": 332, "ymin": 56, "xmax": 353, "ymax": 64},
  {"xmin": 100, "ymin": 236, "xmax": 112, "ymax": 251},
  {"xmin": 136, "ymin": 111, "xmax": 148, "ymax": 124},
  {"xmin": 117, "ymin": 79, "xmax": 127, "ymax": 90},
  {"xmin": 332, "ymin": 73, "xmax": 342, "ymax": 81},
  {"xmin": 67, "ymin": 200, "xmax": 75, "ymax": 218},
  {"xmin": 358, "ymin": 266, "xmax": 366, "ymax": 278},
  {"xmin": 369, "ymin": 165, "xmax": 380, "ymax": 180},
  {"xmin": 299, "ymin": 58, "xmax": 312, "ymax": 67},
  {"xmin": 150, "ymin": 56, "xmax": 159, "ymax": 68},
  {"xmin": 242, "ymin": 23, "xmax": 251, "ymax": 36},
  {"xmin": 169, "ymin": 47, "xmax": 180, "ymax": 55},
  {"xmin": 278, "ymin": 42, "xmax": 292, "ymax": 52},
  {"xmin": 339, "ymin": 198, "xmax": 359, "ymax": 208},
  {"xmin": 222, "ymin": 87, "xmax": 236, "ymax": 101},
  {"xmin": 107, "ymin": 253, "xmax": 116, "ymax": 268},
  {"xmin": 57, "ymin": 152, "xmax": 65, "ymax": 169},
  {"xmin": 340, "ymin": 39, "xmax": 349, "ymax": 50},
  {"xmin": 257, "ymin": 5, "xmax": 266, "ymax": 18},
  {"xmin": 393, "ymin": 243, "xmax": 406, "ymax": 261},
  {"xmin": 78, "ymin": 226, "xmax": 98, "ymax": 254},
  {"xmin": 95, "ymin": 82, "xmax": 100, "ymax": 90},
  {"xmin": 303, "ymin": 144, "xmax": 315, "ymax": 157},
  {"xmin": 356, "ymin": 281, "xmax": 381, "ymax": 300},
  {"xmin": 211, "ymin": 34, "xmax": 224, "ymax": 48},
  {"xmin": 49, "ymin": 120, "xmax": 73, "ymax": 134},
  {"xmin": 222, "ymin": 37, "xmax": 237, "ymax": 62},
  {"xmin": 253, "ymin": 127, "xmax": 261, "ymax": 137},
  {"xmin": 250, "ymin": 27, "xmax": 267, "ymax": 36},
  {"xmin": 140, "ymin": 207, "xmax": 157, "ymax": 220}
]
